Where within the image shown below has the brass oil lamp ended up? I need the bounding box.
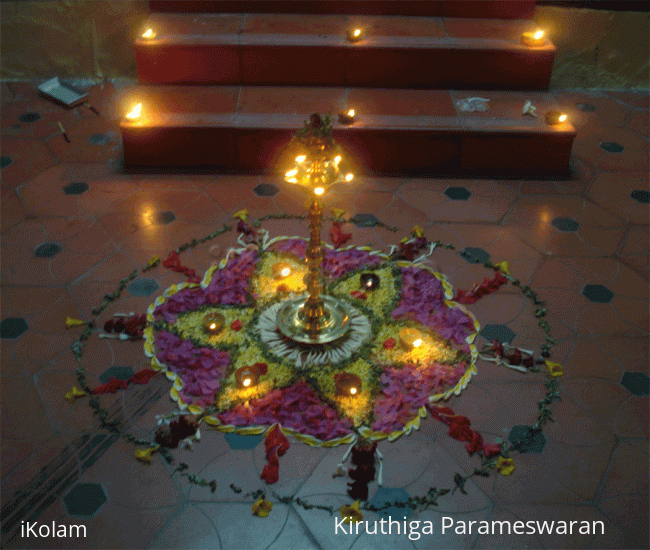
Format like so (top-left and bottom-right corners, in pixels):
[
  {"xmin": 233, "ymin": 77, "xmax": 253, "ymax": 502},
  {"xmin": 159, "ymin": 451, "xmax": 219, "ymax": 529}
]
[{"xmin": 276, "ymin": 114, "xmax": 355, "ymax": 343}]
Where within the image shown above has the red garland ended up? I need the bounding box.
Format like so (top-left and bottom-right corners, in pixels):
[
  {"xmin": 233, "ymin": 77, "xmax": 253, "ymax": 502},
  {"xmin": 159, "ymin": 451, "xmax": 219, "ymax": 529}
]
[
  {"xmin": 347, "ymin": 442, "xmax": 377, "ymax": 500},
  {"xmin": 92, "ymin": 369, "xmax": 159, "ymax": 394},
  {"xmin": 426, "ymin": 404, "xmax": 501, "ymax": 458},
  {"xmin": 330, "ymin": 221, "xmax": 352, "ymax": 249},
  {"xmin": 260, "ymin": 424, "xmax": 290, "ymax": 485},
  {"xmin": 163, "ymin": 251, "xmax": 201, "ymax": 284},
  {"xmin": 453, "ymin": 271, "xmax": 508, "ymax": 305}
]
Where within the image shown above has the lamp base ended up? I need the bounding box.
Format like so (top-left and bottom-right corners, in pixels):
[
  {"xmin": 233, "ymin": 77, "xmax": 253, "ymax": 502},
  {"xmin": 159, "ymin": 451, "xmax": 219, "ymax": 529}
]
[{"xmin": 276, "ymin": 294, "xmax": 353, "ymax": 344}]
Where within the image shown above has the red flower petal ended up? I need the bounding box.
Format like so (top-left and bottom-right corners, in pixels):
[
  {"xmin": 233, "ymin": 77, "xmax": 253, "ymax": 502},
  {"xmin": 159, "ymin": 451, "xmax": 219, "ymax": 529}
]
[
  {"xmin": 230, "ymin": 319, "xmax": 243, "ymax": 331},
  {"xmin": 383, "ymin": 338, "xmax": 396, "ymax": 349}
]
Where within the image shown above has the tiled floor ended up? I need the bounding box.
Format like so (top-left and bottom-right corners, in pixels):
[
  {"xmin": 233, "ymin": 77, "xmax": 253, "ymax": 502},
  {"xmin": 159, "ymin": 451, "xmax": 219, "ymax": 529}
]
[{"xmin": 1, "ymin": 80, "xmax": 649, "ymax": 550}]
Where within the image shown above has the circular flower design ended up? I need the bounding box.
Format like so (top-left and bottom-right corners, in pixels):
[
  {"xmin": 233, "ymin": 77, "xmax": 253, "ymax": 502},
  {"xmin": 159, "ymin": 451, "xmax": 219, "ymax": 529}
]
[{"xmin": 144, "ymin": 236, "xmax": 479, "ymax": 446}]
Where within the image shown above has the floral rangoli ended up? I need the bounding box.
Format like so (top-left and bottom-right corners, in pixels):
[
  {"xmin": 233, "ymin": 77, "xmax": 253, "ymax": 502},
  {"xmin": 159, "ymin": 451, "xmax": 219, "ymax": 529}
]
[{"xmin": 144, "ymin": 234, "xmax": 480, "ymax": 447}]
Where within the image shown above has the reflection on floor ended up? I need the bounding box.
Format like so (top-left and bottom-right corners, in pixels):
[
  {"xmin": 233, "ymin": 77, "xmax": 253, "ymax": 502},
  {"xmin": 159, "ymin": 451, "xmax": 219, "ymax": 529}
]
[{"xmin": 1, "ymin": 81, "xmax": 648, "ymax": 550}]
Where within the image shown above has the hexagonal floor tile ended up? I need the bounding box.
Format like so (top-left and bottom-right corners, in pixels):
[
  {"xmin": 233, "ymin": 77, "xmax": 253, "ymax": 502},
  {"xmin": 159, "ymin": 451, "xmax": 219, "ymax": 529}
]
[
  {"xmin": 600, "ymin": 142, "xmax": 624, "ymax": 153},
  {"xmin": 0, "ymin": 317, "xmax": 29, "ymax": 339},
  {"xmin": 88, "ymin": 133, "xmax": 109, "ymax": 145},
  {"xmin": 153, "ymin": 211, "xmax": 176, "ymax": 225},
  {"xmin": 582, "ymin": 284, "xmax": 614, "ymax": 304},
  {"xmin": 128, "ymin": 278, "xmax": 159, "ymax": 297},
  {"xmin": 621, "ymin": 372, "xmax": 650, "ymax": 396},
  {"xmin": 63, "ymin": 482, "xmax": 107, "ymax": 517},
  {"xmin": 480, "ymin": 324, "xmax": 515, "ymax": 344},
  {"xmin": 630, "ymin": 190, "xmax": 649, "ymax": 204},
  {"xmin": 63, "ymin": 182, "xmax": 89, "ymax": 195},
  {"xmin": 34, "ymin": 242, "xmax": 62, "ymax": 258},
  {"xmin": 551, "ymin": 217, "xmax": 580, "ymax": 232},
  {"xmin": 508, "ymin": 425, "xmax": 546, "ymax": 453},
  {"xmin": 253, "ymin": 183, "xmax": 279, "ymax": 197},
  {"xmin": 19, "ymin": 112, "xmax": 41, "ymax": 123},
  {"xmin": 460, "ymin": 247, "xmax": 490, "ymax": 265},
  {"xmin": 224, "ymin": 433, "xmax": 264, "ymax": 450},
  {"xmin": 369, "ymin": 487, "xmax": 412, "ymax": 520},
  {"xmin": 350, "ymin": 213, "xmax": 379, "ymax": 228},
  {"xmin": 99, "ymin": 366, "xmax": 135, "ymax": 384},
  {"xmin": 576, "ymin": 102, "xmax": 596, "ymax": 112},
  {"xmin": 444, "ymin": 187, "xmax": 472, "ymax": 200}
]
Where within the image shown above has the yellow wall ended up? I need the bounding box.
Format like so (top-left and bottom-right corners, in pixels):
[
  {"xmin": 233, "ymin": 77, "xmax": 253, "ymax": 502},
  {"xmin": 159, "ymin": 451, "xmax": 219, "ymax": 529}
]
[
  {"xmin": 1, "ymin": 0, "xmax": 149, "ymax": 80},
  {"xmin": 1, "ymin": 1, "xmax": 648, "ymax": 89}
]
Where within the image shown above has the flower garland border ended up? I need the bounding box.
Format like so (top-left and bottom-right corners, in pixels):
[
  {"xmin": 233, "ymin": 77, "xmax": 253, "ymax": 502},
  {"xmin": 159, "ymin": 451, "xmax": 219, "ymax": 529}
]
[{"xmin": 68, "ymin": 216, "xmax": 562, "ymax": 518}]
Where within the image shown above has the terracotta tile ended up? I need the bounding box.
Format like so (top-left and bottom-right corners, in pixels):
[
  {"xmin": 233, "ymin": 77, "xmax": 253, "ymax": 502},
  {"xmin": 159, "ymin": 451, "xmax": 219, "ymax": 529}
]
[
  {"xmin": 618, "ymin": 225, "xmax": 649, "ymax": 279},
  {"xmin": 543, "ymin": 393, "xmax": 617, "ymax": 447},
  {"xmin": 627, "ymin": 108, "xmax": 649, "ymax": 138},
  {"xmin": 91, "ymin": 501, "xmax": 179, "ymax": 550},
  {"xmin": 588, "ymin": 172, "xmax": 649, "ymax": 225},
  {"xmin": 553, "ymin": 90, "xmax": 633, "ymax": 129},
  {"xmin": 613, "ymin": 396, "xmax": 649, "ymax": 439},
  {"xmin": 492, "ymin": 438, "xmax": 614, "ymax": 504},
  {"xmin": 516, "ymin": 156, "xmax": 596, "ymax": 195},
  {"xmin": 564, "ymin": 338, "xmax": 625, "ymax": 381},
  {"xmin": 375, "ymin": 196, "xmax": 430, "ymax": 232},
  {"xmin": 239, "ymin": 86, "xmax": 344, "ymax": 116},
  {"xmin": 473, "ymin": 506, "xmax": 543, "ymax": 549},
  {"xmin": 243, "ymin": 13, "xmax": 347, "ymax": 35},
  {"xmin": 575, "ymin": 302, "xmax": 647, "ymax": 339},
  {"xmin": 443, "ymin": 17, "xmax": 530, "ymax": 40},
  {"xmin": 347, "ymin": 88, "xmax": 456, "ymax": 117},
  {"xmin": 0, "ymin": 190, "xmax": 27, "ymax": 232},
  {"xmin": 598, "ymin": 495, "xmax": 650, "ymax": 549},
  {"xmin": 146, "ymin": 504, "xmax": 219, "ymax": 548},
  {"xmin": 600, "ymin": 439, "xmax": 649, "ymax": 500},
  {"xmin": 501, "ymin": 195, "xmax": 627, "ymax": 257},
  {"xmin": 604, "ymin": 90, "xmax": 649, "ymax": 110},
  {"xmin": 495, "ymin": 504, "xmax": 611, "ymax": 550}
]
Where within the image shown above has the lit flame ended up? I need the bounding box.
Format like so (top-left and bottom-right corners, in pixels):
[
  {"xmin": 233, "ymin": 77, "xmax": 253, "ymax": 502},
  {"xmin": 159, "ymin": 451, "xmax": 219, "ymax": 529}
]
[
  {"xmin": 353, "ymin": 29, "xmax": 361, "ymax": 37},
  {"xmin": 350, "ymin": 387, "xmax": 358, "ymax": 395},
  {"xmin": 125, "ymin": 103, "xmax": 142, "ymax": 120},
  {"xmin": 334, "ymin": 155, "xmax": 342, "ymax": 164},
  {"xmin": 281, "ymin": 267, "xmax": 291, "ymax": 277},
  {"xmin": 345, "ymin": 173, "xmax": 354, "ymax": 182},
  {"xmin": 142, "ymin": 28, "xmax": 156, "ymax": 39},
  {"xmin": 314, "ymin": 187, "xmax": 325, "ymax": 195},
  {"xmin": 209, "ymin": 323, "xmax": 216, "ymax": 330},
  {"xmin": 366, "ymin": 280, "xmax": 373, "ymax": 288},
  {"xmin": 347, "ymin": 109, "xmax": 355, "ymax": 118},
  {"xmin": 533, "ymin": 30, "xmax": 544, "ymax": 40},
  {"xmin": 285, "ymin": 168, "xmax": 298, "ymax": 178},
  {"xmin": 295, "ymin": 155, "xmax": 306, "ymax": 163},
  {"xmin": 412, "ymin": 338, "xmax": 423, "ymax": 348},
  {"xmin": 243, "ymin": 378, "xmax": 251, "ymax": 387},
  {"xmin": 558, "ymin": 114, "xmax": 567, "ymax": 123}
]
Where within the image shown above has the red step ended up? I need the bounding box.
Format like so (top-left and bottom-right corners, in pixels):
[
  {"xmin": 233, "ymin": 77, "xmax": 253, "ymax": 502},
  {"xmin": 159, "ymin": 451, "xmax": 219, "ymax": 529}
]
[
  {"xmin": 119, "ymin": 86, "xmax": 576, "ymax": 176},
  {"xmin": 136, "ymin": 13, "xmax": 555, "ymax": 90},
  {"xmin": 150, "ymin": 1, "xmax": 536, "ymax": 19}
]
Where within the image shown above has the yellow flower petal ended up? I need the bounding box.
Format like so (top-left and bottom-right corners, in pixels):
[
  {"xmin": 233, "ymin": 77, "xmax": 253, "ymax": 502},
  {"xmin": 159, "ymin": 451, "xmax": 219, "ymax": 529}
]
[
  {"xmin": 412, "ymin": 225, "xmax": 424, "ymax": 238},
  {"xmin": 64, "ymin": 386, "xmax": 87, "ymax": 403},
  {"xmin": 146, "ymin": 255, "xmax": 160, "ymax": 268},
  {"xmin": 65, "ymin": 316, "xmax": 86, "ymax": 329},
  {"xmin": 340, "ymin": 500, "xmax": 364, "ymax": 524},
  {"xmin": 252, "ymin": 498, "xmax": 273, "ymax": 517},
  {"xmin": 331, "ymin": 208, "xmax": 347, "ymax": 221},
  {"xmin": 233, "ymin": 208, "xmax": 248, "ymax": 222},
  {"xmin": 494, "ymin": 261, "xmax": 510, "ymax": 275},
  {"xmin": 545, "ymin": 360, "xmax": 564, "ymax": 378},
  {"xmin": 496, "ymin": 456, "xmax": 515, "ymax": 476},
  {"xmin": 399, "ymin": 237, "xmax": 408, "ymax": 244},
  {"xmin": 134, "ymin": 446, "xmax": 159, "ymax": 463}
]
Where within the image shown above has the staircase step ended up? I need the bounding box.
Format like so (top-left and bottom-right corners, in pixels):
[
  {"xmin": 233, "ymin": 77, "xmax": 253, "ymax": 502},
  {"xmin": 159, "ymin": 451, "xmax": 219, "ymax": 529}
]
[
  {"xmin": 150, "ymin": 1, "xmax": 536, "ymax": 19},
  {"xmin": 120, "ymin": 86, "xmax": 576, "ymax": 175},
  {"xmin": 136, "ymin": 14, "xmax": 554, "ymax": 89}
]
